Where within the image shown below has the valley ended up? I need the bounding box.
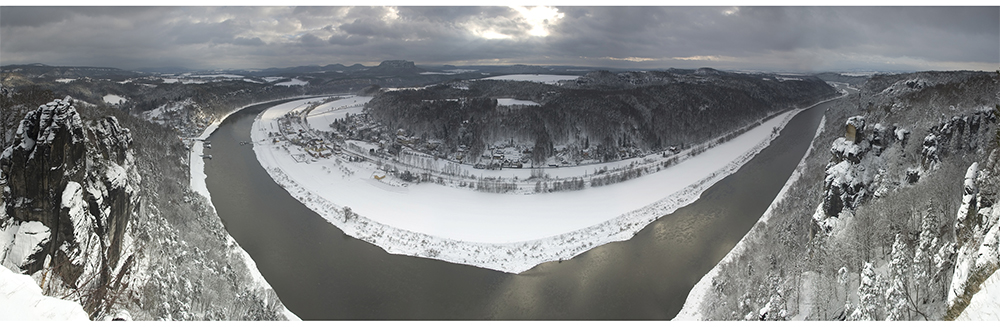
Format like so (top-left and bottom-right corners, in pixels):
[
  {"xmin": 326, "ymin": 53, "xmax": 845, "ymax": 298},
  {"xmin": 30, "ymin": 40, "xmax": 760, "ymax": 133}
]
[{"xmin": 1, "ymin": 5, "xmax": 996, "ymax": 320}]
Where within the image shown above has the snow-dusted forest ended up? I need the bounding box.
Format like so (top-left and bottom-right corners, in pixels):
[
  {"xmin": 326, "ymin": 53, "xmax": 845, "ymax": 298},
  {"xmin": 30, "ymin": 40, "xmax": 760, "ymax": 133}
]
[{"xmin": 676, "ymin": 71, "xmax": 1000, "ymax": 321}]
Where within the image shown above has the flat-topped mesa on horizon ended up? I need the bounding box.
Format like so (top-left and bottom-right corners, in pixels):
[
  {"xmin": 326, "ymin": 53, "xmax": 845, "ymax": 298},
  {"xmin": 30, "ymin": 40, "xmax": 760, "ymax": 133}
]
[
  {"xmin": 365, "ymin": 60, "xmax": 424, "ymax": 75},
  {"xmin": 377, "ymin": 60, "xmax": 416, "ymax": 69}
]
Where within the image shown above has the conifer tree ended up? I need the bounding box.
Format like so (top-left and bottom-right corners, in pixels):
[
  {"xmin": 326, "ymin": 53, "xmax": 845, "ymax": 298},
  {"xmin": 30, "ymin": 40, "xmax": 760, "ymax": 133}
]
[{"xmin": 850, "ymin": 262, "xmax": 883, "ymax": 320}]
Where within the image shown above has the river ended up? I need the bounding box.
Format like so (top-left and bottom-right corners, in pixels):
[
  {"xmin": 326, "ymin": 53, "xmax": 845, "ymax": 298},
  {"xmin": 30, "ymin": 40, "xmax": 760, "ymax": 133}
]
[{"xmin": 204, "ymin": 94, "xmax": 838, "ymax": 319}]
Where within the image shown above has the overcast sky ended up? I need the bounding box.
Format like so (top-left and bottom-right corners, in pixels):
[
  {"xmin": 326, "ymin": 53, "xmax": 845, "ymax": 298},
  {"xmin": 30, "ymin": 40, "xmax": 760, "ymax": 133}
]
[{"xmin": 1, "ymin": 6, "xmax": 997, "ymax": 72}]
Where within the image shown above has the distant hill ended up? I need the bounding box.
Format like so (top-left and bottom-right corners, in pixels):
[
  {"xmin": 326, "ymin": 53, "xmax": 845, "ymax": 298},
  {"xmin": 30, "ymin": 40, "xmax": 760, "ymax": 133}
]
[
  {"xmin": 0, "ymin": 64, "xmax": 139, "ymax": 79},
  {"xmin": 364, "ymin": 69, "xmax": 838, "ymax": 164},
  {"xmin": 815, "ymin": 72, "xmax": 871, "ymax": 86},
  {"xmin": 134, "ymin": 66, "xmax": 194, "ymax": 74},
  {"xmin": 362, "ymin": 60, "xmax": 425, "ymax": 76}
]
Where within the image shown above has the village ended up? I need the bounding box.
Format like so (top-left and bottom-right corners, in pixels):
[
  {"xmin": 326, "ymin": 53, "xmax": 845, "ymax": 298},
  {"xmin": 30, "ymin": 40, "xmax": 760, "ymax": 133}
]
[{"xmin": 255, "ymin": 95, "xmax": 786, "ymax": 194}]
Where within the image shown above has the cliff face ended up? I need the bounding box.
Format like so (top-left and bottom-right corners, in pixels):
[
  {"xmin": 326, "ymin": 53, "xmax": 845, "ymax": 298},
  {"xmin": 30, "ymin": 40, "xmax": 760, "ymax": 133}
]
[
  {"xmin": 1, "ymin": 96, "xmax": 139, "ymax": 315},
  {"xmin": 676, "ymin": 70, "xmax": 999, "ymax": 321}
]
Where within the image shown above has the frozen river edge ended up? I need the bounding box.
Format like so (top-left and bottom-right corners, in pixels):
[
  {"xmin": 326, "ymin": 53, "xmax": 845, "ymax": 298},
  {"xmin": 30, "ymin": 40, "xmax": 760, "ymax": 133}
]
[{"xmin": 244, "ymin": 97, "xmax": 840, "ymax": 274}]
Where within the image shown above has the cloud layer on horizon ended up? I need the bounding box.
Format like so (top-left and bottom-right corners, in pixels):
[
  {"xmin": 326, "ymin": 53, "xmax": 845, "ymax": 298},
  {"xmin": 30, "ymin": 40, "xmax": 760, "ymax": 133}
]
[{"xmin": 1, "ymin": 6, "xmax": 997, "ymax": 72}]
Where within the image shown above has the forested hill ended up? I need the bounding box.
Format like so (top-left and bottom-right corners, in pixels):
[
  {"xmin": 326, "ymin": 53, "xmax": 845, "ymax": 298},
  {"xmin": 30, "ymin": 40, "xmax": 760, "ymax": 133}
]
[{"xmin": 364, "ymin": 69, "xmax": 837, "ymax": 164}]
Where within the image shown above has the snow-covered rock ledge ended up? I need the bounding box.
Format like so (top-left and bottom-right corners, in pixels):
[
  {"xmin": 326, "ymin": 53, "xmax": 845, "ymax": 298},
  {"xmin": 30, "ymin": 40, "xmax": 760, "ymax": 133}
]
[
  {"xmin": 0, "ymin": 265, "xmax": 88, "ymax": 320},
  {"xmin": 250, "ymin": 96, "xmax": 836, "ymax": 274},
  {"xmin": 188, "ymin": 97, "xmax": 316, "ymax": 321}
]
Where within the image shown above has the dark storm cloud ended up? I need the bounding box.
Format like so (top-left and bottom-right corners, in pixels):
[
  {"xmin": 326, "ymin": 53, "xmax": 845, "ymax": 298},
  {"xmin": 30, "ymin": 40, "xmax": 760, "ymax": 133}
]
[
  {"xmin": 0, "ymin": 6, "xmax": 164, "ymax": 27},
  {"xmin": 0, "ymin": 6, "xmax": 996, "ymax": 72},
  {"xmin": 545, "ymin": 6, "xmax": 998, "ymax": 70}
]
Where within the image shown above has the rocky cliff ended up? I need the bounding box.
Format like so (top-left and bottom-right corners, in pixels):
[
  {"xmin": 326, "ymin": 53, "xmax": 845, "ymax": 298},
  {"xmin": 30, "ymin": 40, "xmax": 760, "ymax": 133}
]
[
  {"xmin": 676, "ymin": 70, "xmax": 1000, "ymax": 320},
  {"xmin": 1, "ymin": 95, "xmax": 293, "ymax": 320},
  {"xmin": 1, "ymin": 96, "xmax": 140, "ymax": 316}
]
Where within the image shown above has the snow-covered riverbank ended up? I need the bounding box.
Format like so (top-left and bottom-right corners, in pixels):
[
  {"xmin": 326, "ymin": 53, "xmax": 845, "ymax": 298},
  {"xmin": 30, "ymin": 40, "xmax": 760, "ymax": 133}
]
[
  {"xmin": 188, "ymin": 98, "xmax": 314, "ymax": 321},
  {"xmin": 250, "ymin": 96, "xmax": 823, "ymax": 273},
  {"xmin": 674, "ymin": 114, "xmax": 828, "ymax": 320}
]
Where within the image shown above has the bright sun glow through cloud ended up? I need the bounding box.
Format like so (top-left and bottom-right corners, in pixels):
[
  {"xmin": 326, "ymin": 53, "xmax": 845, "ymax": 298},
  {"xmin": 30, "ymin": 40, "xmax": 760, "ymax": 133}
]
[
  {"xmin": 470, "ymin": 6, "xmax": 564, "ymax": 40},
  {"xmin": 511, "ymin": 6, "xmax": 564, "ymax": 37}
]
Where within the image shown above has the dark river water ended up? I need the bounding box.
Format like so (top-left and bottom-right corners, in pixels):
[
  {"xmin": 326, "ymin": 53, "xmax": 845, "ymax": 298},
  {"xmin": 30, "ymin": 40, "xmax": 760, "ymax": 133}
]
[{"xmin": 205, "ymin": 95, "xmax": 836, "ymax": 319}]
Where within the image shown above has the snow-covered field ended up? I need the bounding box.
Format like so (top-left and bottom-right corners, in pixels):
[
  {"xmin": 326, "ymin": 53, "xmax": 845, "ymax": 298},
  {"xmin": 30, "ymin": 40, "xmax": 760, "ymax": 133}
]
[
  {"xmin": 275, "ymin": 78, "xmax": 308, "ymax": 86},
  {"xmin": 159, "ymin": 78, "xmax": 210, "ymax": 84},
  {"xmin": 420, "ymin": 69, "xmax": 477, "ymax": 75},
  {"xmin": 496, "ymin": 98, "xmax": 540, "ymax": 106},
  {"xmin": 776, "ymin": 76, "xmax": 803, "ymax": 82},
  {"xmin": 481, "ymin": 74, "xmax": 579, "ymax": 84},
  {"xmin": 840, "ymin": 72, "xmax": 879, "ymax": 77},
  {"xmin": 156, "ymin": 74, "xmax": 249, "ymax": 84},
  {"xmin": 102, "ymin": 94, "xmax": 125, "ymax": 105},
  {"xmin": 305, "ymin": 96, "xmax": 372, "ymax": 132},
  {"xmin": 251, "ymin": 96, "xmax": 812, "ymax": 272},
  {"xmin": 140, "ymin": 98, "xmax": 193, "ymax": 125},
  {"xmin": 192, "ymin": 74, "xmax": 243, "ymax": 79},
  {"xmin": 55, "ymin": 78, "xmax": 75, "ymax": 83}
]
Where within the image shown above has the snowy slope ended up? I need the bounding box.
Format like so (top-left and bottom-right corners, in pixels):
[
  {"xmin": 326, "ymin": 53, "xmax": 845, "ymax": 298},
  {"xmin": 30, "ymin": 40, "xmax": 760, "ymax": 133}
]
[
  {"xmin": 305, "ymin": 96, "xmax": 372, "ymax": 133},
  {"xmin": 275, "ymin": 78, "xmax": 308, "ymax": 86},
  {"xmin": 0, "ymin": 265, "xmax": 89, "ymax": 320},
  {"xmin": 140, "ymin": 98, "xmax": 193, "ymax": 124},
  {"xmin": 496, "ymin": 98, "xmax": 540, "ymax": 106},
  {"xmin": 0, "ymin": 221, "xmax": 51, "ymax": 272},
  {"xmin": 957, "ymin": 270, "xmax": 1000, "ymax": 320},
  {"xmin": 102, "ymin": 94, "xmax": 125, "ymax": 105}
]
